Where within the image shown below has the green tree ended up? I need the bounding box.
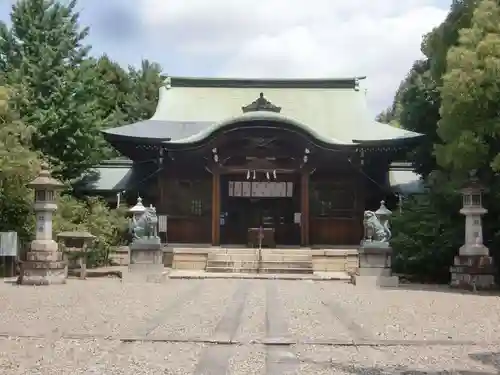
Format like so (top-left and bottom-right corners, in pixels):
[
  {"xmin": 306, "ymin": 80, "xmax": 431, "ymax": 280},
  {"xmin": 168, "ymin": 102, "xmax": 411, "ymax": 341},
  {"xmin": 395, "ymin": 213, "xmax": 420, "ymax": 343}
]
[
  {"xmin": 391, "ymin": 187, "xmax": 463, "ymax": 282},
  {"xmin": 54, "ymin": 195, "xmax": 128, "ymax": 267},
  {"xmin": 92, "ymin": 55, "xmax": 134, "ymax": 127},
  {"xmin": 126, "ymin": 60, "xmax": 165, "ymax": 122},
  {"xmin": 0, "ymin": 0, "xmax": 107, "ymax": 180},
  {"xmin": 397, "ymin": 60, "xmax": 441, "ymax": 178},
  {"xmin": 436, "ymin": 0, "xmax": 500, "ymax": 177},
  {"xmin": 382, "ymin": 0, "xmax": 477, "ymax": 178},
  {"xmin": 0, "ymin": 85, "xmax": 40, "ymax": 241}
]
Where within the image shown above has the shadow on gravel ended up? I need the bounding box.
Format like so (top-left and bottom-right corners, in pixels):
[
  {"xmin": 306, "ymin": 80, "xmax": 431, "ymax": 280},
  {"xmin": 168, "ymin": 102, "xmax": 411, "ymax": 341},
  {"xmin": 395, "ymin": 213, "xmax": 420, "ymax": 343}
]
[{"xmin": 298, "ymin": 351, "xmax": 500, "ymax": 374}]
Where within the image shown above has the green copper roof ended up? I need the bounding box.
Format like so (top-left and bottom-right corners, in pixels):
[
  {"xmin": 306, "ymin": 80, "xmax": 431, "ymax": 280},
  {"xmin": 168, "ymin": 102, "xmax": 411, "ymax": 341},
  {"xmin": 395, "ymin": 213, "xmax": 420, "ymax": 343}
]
[
  {"xmin": 103, "ymin": 76, "xmax": 423, "ymax": 147},
  {"xmin": 74, "ymin": 159, "xmax": 133, "ymax": 192}
]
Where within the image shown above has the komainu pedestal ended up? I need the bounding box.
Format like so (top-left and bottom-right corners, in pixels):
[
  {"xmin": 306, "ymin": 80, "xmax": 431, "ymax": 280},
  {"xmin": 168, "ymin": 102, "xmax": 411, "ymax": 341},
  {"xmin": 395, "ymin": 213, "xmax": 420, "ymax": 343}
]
[
  {"xmin": 128, "ymin": 239, "xmax": 164, "ymax": 282},
  {"xmin": 353, "ymin": 245, "xmax": 399, "ymax": 288}
]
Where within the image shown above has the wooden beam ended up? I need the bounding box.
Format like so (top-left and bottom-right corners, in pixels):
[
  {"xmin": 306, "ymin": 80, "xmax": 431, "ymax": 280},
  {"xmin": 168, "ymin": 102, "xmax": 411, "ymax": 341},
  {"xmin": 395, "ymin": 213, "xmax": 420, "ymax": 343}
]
[
  {"xmin": 300, "ymin": 171, "xmax": 310, "ymax": 246},
  {"xmin": 211, "ymin": 168, "xmax": 221, "ymax": 246}
]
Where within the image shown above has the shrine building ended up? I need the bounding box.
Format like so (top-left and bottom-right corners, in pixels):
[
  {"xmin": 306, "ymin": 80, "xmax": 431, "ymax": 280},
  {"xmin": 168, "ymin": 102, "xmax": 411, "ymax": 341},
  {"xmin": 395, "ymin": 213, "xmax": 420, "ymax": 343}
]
[{"xmin": 83, "ymin": 76, "xmax": 423, "ymax": 247}]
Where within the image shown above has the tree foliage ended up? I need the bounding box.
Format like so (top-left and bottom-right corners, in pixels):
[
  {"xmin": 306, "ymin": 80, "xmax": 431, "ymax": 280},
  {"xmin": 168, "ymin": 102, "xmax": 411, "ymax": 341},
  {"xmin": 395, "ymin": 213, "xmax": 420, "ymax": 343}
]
[
  {"xmin": 0, "ymin": 0, "xmax": 165, "ymax": 260},
  {"xmin": 0, "ymin": 0, "xmax": 106, "ymax": 180},
  {"xmin": 0, "ymin": 85, "xmax": 40, "ymax": 241},
  {"xmin": 53, "ymin": 195, "xmax": 128, "ymax": 267},
  {"xmin": 436, "ymin": 0, "xmax": 500, "ymax": 176},
  {"xmin": 391, "ymin": 189, "xmax": 463, "ymax": 282},
  {"xmin": 384, "ymin": 0, "xmax": 500, "ymax": 281}
]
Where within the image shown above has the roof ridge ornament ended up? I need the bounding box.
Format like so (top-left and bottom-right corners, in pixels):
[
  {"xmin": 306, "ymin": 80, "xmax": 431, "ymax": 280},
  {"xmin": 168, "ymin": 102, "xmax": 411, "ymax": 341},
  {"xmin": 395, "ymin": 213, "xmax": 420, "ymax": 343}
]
[{"xmin": 242, "ymin": 92, "xmax": 281, "ymax": 113}]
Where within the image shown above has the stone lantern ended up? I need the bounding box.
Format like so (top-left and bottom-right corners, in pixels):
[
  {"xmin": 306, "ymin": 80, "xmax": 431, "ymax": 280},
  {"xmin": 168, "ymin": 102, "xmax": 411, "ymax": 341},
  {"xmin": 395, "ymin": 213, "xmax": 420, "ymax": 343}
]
[
  {"xmin": 18, "ymin": 163, "xmax": 66, "ymax": 285},
  {"xmin": 450, "ymin": 174, "xmax": 495, "ymax": 289},
  {"xmin": 129, "ymin": 196, "xmax": 146, "ymax": 218},
  {"xmin": 375, "ymin": 200, "xmax": 392, "ymax": 240}
]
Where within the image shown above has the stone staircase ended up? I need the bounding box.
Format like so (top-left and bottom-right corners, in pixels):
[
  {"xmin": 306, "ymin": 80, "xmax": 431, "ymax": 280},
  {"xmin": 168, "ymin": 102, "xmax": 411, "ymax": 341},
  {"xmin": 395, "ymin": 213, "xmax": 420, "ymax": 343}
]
[
  {"xmin": 259, "ymin": 249, "xmax": 313, "ymax": 274},
  {"xmin": 206, "ymin": 248, "xmax": 259, "ymax": 273},
  {"xmin": 205, "ymin": 248, "xmax": 313, "ymax": 274}
]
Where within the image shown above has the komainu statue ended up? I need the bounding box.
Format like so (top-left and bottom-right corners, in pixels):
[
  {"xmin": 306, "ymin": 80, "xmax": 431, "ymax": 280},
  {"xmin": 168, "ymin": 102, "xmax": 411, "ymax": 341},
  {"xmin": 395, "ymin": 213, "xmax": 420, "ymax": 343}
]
[
  {"xmin": 363, "ymin": 210, "xmax": 391, "ymax": 243},
  {"xmin": 129, "ymin": 205, "xmax": 159, "ymax": 240}
]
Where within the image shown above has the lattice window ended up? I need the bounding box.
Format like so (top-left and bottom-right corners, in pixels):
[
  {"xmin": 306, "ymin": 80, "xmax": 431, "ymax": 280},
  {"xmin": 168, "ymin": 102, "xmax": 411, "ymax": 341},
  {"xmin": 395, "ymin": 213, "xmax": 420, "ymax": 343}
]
[{"xmin": 190, "ymin": 199, "xmax": 203, "ymax": 216}]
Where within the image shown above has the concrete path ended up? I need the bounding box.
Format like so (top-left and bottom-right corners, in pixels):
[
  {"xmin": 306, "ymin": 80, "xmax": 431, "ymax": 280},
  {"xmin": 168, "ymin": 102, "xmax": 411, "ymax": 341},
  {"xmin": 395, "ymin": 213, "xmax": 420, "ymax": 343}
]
[{"xmin": 0, "ymin": 278, "xmax": 499, "ymax": 374}]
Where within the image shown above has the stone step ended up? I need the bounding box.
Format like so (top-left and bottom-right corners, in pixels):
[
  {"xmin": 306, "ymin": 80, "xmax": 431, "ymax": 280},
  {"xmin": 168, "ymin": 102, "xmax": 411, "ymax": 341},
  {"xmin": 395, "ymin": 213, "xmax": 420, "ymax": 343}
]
[
  {"xmin": 206, "ymin": 259, "xmax": 258, "ymax": 266},
  {"xmin": 260, "ymin": 254, "xmax": 312, "ymax": 262},
  {"xmin": 258, "ymin": 261, "xmax": 313, "ymax": 269},
  {"xmin": 207, "ymin": 254, "xmax": 258, "ymax": 262},
  {"xmin": 205, "ymin": 266, "xmax": 259, "ymax": 273},
  {"xmin": 259, "ymin": 267, "xmax": 314, "ymax": 274},
  {"xmin": 260, "ymin": 249, "xmax": 312, "ymax": 255},
  {"xmin": 215, "ymin": 249, "xmax": 259, "ymax": 255}
]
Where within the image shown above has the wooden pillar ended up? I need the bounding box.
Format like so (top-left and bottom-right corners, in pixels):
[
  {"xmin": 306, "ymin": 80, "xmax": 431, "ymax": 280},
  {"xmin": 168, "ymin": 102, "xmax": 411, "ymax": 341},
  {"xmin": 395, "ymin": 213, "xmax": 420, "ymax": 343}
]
[
  {"xmin": 157, "ymin": 170, "xmax": 164, "ymax": 212},
  {"xmin": 300, "ymin": 170, "xmax": 310, "ymax": 247},
  {"xmin": 211, "ymin": 169, "xmax": 221, "ymax": 246}
]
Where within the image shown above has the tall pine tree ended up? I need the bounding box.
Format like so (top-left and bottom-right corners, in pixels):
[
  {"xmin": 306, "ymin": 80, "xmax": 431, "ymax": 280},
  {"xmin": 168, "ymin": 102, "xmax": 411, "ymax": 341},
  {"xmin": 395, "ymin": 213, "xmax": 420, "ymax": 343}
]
[{"xmin": 0, "ymin": 0, "xmax": 106, "ymax": 180}]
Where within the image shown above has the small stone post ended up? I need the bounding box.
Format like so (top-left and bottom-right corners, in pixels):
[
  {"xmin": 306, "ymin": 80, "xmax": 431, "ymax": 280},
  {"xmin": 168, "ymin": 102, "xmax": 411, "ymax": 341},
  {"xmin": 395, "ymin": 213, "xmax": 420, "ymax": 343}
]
[
  {"xmin": 450, "ymin": 175, "xmax": 495, "ymax": 290},
  {"xmin": 18, "ymin": 163, "xmax": 66, "ymax": 285}
]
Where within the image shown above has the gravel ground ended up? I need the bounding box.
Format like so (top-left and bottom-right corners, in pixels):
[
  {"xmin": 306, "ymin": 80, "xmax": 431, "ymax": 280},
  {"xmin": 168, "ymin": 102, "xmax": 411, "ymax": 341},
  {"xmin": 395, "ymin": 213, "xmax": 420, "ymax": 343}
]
[{"xmin": 0, "ymin": 275, "xmax": 499, "ymax": 374}]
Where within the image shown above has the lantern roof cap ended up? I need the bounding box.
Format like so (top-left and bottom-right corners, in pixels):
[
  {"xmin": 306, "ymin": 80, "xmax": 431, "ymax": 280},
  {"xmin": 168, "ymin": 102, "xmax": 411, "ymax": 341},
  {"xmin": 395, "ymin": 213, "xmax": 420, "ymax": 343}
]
[
  {"xmin": 129, "ymin": 197, "xmax": 146, "ymax": 213},
  {"xmin": 375, "ymin": 200, "xmax": 392, "ymax": 216},
  {"xmin": 461, "ymin": 170, "xmax": 486, "ymax": 192},
  {"xmin": 27, "ymin": 162, "xmax": 64, "ymax": 189}
]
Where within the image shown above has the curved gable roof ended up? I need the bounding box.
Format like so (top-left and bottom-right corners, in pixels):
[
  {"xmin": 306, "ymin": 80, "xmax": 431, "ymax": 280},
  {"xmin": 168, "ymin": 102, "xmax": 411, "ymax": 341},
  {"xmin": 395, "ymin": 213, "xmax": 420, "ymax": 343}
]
[{"xmin": 103, "ymin": 76, "xmax": 423, "ymax": 147}]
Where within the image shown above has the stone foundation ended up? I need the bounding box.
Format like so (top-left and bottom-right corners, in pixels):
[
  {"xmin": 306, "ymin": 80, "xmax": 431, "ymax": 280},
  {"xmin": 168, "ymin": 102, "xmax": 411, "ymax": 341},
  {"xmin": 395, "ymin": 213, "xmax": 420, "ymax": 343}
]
[
  {"xmin": 450, "ymin": 255, "xmax": 495, "ymax": 290},
  {"xmin": 17, "ymin": 240, "xmax": 67, "ymax": 285},
  {"xmin": 18, "ymin": 240, "xmax": 66, "ymax": 285}
]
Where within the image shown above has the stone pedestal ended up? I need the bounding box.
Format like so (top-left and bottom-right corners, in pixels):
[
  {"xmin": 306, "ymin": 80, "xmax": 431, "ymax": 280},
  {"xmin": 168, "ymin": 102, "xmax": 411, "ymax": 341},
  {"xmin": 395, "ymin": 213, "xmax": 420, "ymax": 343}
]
[
  {"xmin": 353, "ymin": 244, "xmax": 399, "ymax": 288},
  {"xmin": 450, "ymin": 255, "xmax": 495, "ymax": 290},
  {"xmin": 127, "ymin": 238, "xmax": 165, "ymax": 283},
  {"xmin": 18, "ymin": 240, "xmax": 66, "ymax": 285}
]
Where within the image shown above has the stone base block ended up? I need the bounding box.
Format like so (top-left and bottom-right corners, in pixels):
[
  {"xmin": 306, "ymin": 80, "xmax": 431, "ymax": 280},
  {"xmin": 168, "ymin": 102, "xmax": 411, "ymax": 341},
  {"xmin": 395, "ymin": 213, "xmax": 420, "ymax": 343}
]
[
  {"xmin": 450, "ymin": 273, "xmax": 495, "ymax": 290},
  {"xmin": 450, "ymin": 254, "xmax": 495, "ymax": 290},
  {"xmin": 29, "ymin": 240, "xmax": 58, "ymax": 252},
  {"xmin": 353, "ymin": 275, "xmax": 399, "ymax": 288},
  {"xmin": 357, "ymin": 267, "xmax": 392, "ymax": 277},
  {"xmin": 130, "ymin": 240, "xmax": 163, "ymax": 266},
  {"xmin": 17, "ymin": 267, "xmax": 66, "ymax": 285},
  {"xmin": 459, "ymin": 244, "xmax": 489, "ymax": 256},
  {"xmin": 125, "ymin": 264, "xmax": 167, "ymax": 283},
  {"xmin": 26, "ymin": 251, "xmax": 64, "ymax": 262},
  {"xmin": 130, "ymin": 249, "xmax": 163, "ymax": 265},
  {"xmin": 358, "ymin": 245, "xmax": 392, "ymax": 268}
]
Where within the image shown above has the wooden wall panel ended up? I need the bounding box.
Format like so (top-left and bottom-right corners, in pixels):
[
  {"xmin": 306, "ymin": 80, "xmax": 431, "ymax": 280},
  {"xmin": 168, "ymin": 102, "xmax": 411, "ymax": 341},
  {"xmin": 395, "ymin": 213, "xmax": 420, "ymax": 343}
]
[
  {"xmin": 309, "ymin": 217, "xmax": 362, "ymax": 245},
  {"xmin": 167, "ymin": 217, "xmax": 212, "ymax": 244}
]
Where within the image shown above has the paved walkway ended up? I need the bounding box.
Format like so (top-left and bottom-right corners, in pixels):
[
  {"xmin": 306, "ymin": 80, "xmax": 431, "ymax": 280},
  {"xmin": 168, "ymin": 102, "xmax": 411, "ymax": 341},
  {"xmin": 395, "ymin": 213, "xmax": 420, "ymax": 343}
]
[{"xmin": 0, "ymin": 278, "xmax": 499, "ymax": 374}]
